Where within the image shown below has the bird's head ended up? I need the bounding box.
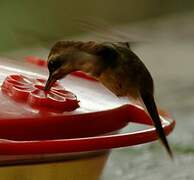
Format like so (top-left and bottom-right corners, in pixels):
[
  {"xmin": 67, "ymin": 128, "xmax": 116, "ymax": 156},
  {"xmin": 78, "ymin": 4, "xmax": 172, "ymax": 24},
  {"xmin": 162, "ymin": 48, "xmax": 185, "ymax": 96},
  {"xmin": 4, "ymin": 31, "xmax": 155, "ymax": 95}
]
[{"xmin": 44, "ymin": 41, "xmax": 97, "ymax": 90}]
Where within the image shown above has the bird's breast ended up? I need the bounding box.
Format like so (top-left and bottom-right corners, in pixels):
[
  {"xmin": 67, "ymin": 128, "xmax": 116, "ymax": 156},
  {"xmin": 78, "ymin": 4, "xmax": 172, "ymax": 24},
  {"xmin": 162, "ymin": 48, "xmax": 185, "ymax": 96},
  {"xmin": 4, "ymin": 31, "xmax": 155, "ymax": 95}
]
[{"xmin": 98, "ymin": 68, "xmax": 139, "ymax": 99}]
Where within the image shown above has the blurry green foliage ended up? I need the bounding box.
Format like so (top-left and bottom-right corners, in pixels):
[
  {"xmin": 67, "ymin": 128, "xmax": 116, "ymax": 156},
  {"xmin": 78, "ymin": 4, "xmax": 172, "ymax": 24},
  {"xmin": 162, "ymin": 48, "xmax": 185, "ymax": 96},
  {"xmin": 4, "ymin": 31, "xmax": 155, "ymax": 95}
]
[{"xmin": 0, "ymin": 0, "xmax": 193, "ymax": 52}]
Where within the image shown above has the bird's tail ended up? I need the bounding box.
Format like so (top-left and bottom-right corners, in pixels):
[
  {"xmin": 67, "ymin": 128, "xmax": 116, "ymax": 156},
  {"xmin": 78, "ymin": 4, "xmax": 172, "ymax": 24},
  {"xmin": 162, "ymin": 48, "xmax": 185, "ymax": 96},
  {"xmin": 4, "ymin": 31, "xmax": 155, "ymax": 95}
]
[{"xmin": 141, "ymin": 92, "xmax": 173, "ymax": 159}]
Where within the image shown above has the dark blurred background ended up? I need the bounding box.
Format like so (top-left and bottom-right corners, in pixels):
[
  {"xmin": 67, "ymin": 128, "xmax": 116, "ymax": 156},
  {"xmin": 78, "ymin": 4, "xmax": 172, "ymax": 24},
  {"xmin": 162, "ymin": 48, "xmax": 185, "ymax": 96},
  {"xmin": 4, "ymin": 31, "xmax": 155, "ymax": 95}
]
[
  {"xmin": 0, "ymin": 1, "xmax": 194, "ymax": 180},
  {"xmin": 0, "ymin": 0, "xmax": 193, "ymax": 52}
]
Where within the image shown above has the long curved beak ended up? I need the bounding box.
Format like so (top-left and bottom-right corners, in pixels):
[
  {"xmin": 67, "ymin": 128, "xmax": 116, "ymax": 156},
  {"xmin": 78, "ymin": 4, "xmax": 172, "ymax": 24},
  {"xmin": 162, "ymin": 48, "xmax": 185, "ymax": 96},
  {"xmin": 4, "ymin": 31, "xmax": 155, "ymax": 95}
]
[{"xmin": 44, "ymin": 73, "xmax": 56, "ymax": 91}]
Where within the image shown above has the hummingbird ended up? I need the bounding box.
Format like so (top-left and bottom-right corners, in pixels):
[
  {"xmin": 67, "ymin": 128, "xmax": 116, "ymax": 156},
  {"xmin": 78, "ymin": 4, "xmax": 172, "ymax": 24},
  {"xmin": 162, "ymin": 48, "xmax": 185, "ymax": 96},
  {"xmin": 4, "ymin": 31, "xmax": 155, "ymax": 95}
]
[{"xmin": 45, "ymin": 40, "xmax": 173, "ymax": 158}]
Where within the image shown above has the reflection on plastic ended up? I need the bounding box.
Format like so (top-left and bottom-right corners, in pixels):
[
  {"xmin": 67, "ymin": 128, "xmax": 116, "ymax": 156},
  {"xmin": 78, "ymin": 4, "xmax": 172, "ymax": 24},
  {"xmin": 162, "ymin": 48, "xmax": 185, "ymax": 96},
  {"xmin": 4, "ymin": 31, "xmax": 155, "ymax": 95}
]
[{"xmin": 1, "ymin": 74, "xmax": 79, "ymax": 112}]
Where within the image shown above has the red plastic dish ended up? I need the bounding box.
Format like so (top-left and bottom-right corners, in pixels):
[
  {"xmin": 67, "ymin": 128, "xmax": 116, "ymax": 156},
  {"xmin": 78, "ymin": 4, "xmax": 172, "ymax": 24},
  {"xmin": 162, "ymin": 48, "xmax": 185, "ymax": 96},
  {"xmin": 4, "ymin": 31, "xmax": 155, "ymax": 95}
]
[
  {"xmin": 1, "ymin": 74, "xmax": 79, "ymax": 112},
  {"xmin": 0, "ymin": 109, "xmax": 175, "ymax": 155},
  {"xmin": 0, "ymin": 57, "xmax": 175, "ymax": 157}
]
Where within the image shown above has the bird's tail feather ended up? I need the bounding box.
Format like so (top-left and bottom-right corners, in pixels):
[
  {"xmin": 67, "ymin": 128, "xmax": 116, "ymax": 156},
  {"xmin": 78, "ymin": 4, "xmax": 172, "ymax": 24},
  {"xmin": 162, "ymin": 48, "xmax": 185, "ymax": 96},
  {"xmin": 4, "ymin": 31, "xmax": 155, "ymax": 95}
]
[{"xmin": 141, "ymin": 92, "xmax": 173, "ymax": 159}]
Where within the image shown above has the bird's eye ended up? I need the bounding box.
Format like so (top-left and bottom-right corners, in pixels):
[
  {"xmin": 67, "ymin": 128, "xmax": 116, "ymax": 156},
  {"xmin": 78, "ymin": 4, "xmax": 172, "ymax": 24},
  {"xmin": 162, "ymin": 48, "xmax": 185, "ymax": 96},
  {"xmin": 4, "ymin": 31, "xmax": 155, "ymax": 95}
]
[
  {"xmin": 48, "ymin": 60, "xmax": 55, "ymax": 69},
  {"xmin": 48, "ymin": 58, "xmax": 63, "ymax": 72}
]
